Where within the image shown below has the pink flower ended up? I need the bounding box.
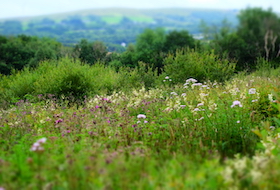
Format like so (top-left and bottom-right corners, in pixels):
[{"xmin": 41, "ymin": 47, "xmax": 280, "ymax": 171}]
[
  {"xmin": 30, "ymin": 137, "xmax": 47, "ymax": 152},
  {"xmin": 137, "ymin": 114, "xmax": 146, "ymax": 119},
  {"xmin": 37, "ymin": 137, "xmax": 47, "ymax": 144}
]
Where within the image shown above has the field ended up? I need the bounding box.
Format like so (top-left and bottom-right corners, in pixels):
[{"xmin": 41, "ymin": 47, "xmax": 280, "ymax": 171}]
[{"xmin": 0, "ymin": 58, "xmax": 280, "ymax": 189}]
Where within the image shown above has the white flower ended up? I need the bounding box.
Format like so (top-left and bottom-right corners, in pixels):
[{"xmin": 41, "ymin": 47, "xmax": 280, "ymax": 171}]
[
  {"xmin": 170, "ymin": 92, "xmax": 178, "ymax": 96},
  {"xmin": 165, "ymin": 76, "xmax": 169, "ymax": 79},
  {"xmin": 186, "ymin": 78, "xmax": 197, "ymax": 83},
  {"xmin": 195, "ymin": 117, "xmax": 204, "ymax": 121},
  {"xmin": 181, "ymin": 93, "xmax": 186, "ymax": 97},
  {"xmin": 270, "ymin": 126, "xmax": 275, "ymax": 130},
  {"xmin": 250, "ymin": 170, "xmax": 262, "ymax": 184},
  {"xmin": 192, "ymin": 83, "xmax": 202, "ymax": 87},
  {"xmin": 193, "ymin": 108, "xmax": 200, "ymax": 111},
  {"xmin": 137, "ymin": 114, "xmax": 146, "ymax": 119},
  {"xmin": 180, "ymin": 105, "xmax": 186, "ymax": 108},
  {"xmin": 222, "ymin": 166, "xmax": 233, "ymax": 183},
  {"xmin": 248, "ymin": 88, "xmax": 256, "ymax": 94},
  {"xmin": 237, "ymin": 120, "xmax": 240, "ymax": 123},
  {"xmin": 231, "ymin": 100, "xmax": 243, "ymax": 108},
  {"xmin": 268, "ymin": 94, "xmax": 275, "ymax": 102}
]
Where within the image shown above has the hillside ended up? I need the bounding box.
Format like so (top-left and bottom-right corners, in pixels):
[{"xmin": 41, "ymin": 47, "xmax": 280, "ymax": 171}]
[{"xmin": 0, "ymin": 8, "xmax": 238, "ymax": 49}]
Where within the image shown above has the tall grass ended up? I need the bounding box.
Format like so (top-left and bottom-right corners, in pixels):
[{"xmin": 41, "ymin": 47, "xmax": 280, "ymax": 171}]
[{"xmin": 0, "ymin": 56, "xmax": 280, "ymax": 189}]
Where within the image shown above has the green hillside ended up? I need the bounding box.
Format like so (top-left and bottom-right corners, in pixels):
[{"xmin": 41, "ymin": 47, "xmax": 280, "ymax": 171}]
[{"xmin": 0, "ymin": 8, "xmax": 238, "ymax": 48}]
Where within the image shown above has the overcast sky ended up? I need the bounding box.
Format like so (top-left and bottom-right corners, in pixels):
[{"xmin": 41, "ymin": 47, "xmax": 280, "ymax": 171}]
[{"xmin": 0, "ymin": 0, "xmax": 279, "ymax": 19}]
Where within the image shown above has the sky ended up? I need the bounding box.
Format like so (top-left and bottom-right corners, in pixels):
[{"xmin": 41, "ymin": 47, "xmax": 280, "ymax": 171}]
[{"xmin": 0, "ymin": 0, "xmax": 279, "ymax": 19}]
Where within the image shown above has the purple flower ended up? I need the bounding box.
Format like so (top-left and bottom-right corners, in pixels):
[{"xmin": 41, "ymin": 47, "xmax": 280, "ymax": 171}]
[
  {"xmin": 55, "ymin": 119, "xmax": 63, "ymax": 124},
  {"xmin": 231, "ymin": 100, "xmax": 243, "ymax": 108},
  {"xmin": 107, "ymin": 120, "xmax": 111, "ymax": 124}
]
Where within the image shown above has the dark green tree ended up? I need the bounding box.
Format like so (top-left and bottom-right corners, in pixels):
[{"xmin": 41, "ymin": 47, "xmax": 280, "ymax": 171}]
[
  {"xmin": 237, "ymin": 7, "xmax": 280, "ymax": 64},
  {"xmin": 74, "ymin": 39, "xmax": 108, "ymax": 65},
  {"xmin": 163, "ymin": 30, "xmax": 198, "ymax": 53},
  {"xmin": 135, "ymin": 28, "xmax": 166, "ymax": 72}
]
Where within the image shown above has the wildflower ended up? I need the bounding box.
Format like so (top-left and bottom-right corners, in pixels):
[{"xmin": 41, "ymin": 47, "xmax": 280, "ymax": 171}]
[
  {"xmin": 170, "ymin": 92, "xmax": 178, "ymax": 96},
  {"xmin": 144, "ymin": 120, "xmax": 148, "ymax": 123},
  {"xmin": 195, "ymin": 117, "xmax": 204, "ymax": 121},
  {"xmin": 55, "ymin": 119, "xmax": 63, "ymax": 124},
  {"xmin": 180, "ymin": 105, "xmax": 186, "ymax": 108},
  {"xmin": 165, "ymin": 76, "xmax": 169, "ymax": 79},
  {"xmin": 169, "ymin": 79, "xmax": 172, "ymax": 81},
  {"xmin": 231, "ymin": 100, "xmax": 242, "ymax": 108},
  {"xmin": 197, "ymin": 103, "xmax": 204, "ymax": 107},
  {"xmin": 233, "ymin": 157, "xmax": 247, "ymax": 171},
  {"xmin": 199, "ymin": 93, "xmax": 208, "ymax": 97},
  {"xmin": 222, "ymin": 166, "xmax": 233, "ymax": 183},
  {"xmin": 252, "ymin": 99, "xmax": 258, "ymax": 102},
  {"xmin": 163, "ymin": 80, "xmax": 166, "ymax": 82},
  {"xmin": 181, "ymin": 93, "xmax": 186, "ymax": 97},
  {"xmin": 237, "ymin": 120, "xmax": 240, "ymax": 123},
  {"xmin": 248, "ymin": 88, "xmax": 256, "ymax": 94},
  {"xmin": 137, "ymin": 114, "xmax": 146, "ymax": 119},
  {"xmin": 30, "ymin": 137, "xmax": 47, "ymax": 152},
  {"xmin": 270, "ymin": 126, "xmax": 275, "ymax": 130},
  {"xmin": 250, "ymin": 170, "xmax": 262, "ymax": 184},
  {"xmin": 192, "ymin": 83, "xmax": 202, "ymax": 87},
  {"xmin": 186, "ymin": 78, "xmax": 197, "ymax": 83},
  {"xmin": 37, "ymin": 137, "xmax": 47, "ymax": 144},
  {"xmin": 193, "ymin": 108, "xmax": 200, "ymax": 111},
  {"xmin": 268, "ymin": 94, "xmax": 276, "ymax": 102}
]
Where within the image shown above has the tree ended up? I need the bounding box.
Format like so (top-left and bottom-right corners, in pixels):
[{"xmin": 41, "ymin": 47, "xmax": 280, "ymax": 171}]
[
  {"xmin": 135, "ymin": 28, "xmax": 166, "ymax": 72},
  {"xmin": 74, "ymin": 39, "xmax": 107, "ymax": 65},
  {"xmin": 237, "ymin": 7, "xmax": 280, "ymax": 67},
  {"xmin": 209, "ymin": 8, "xmax": 280, "ymax": 71},
  {"xmin": 163, "ymin": 30, "xmax": 198, "ymax": 53}
]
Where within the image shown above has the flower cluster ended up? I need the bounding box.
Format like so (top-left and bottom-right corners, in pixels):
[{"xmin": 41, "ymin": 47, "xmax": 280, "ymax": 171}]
[{"xmin": 30, "ymin": 137, "xmax": 47, "ymax": 152}]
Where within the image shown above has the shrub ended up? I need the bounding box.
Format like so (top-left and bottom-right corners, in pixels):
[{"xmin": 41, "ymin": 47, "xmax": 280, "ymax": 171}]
[{"xmin": 163, "ymin": 49, "xmax": 236, "ymax": 83}]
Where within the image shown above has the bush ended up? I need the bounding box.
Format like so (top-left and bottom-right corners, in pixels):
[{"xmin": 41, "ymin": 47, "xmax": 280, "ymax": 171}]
[{"xmin": 163, "ymin": 49, "xmax": 236, "ymax": 83}]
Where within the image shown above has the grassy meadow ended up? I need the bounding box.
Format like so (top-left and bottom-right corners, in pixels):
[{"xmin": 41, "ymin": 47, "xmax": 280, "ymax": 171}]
[{"xmin": 0, "ymin": 58, "xmax": 280, "ymax": 189}]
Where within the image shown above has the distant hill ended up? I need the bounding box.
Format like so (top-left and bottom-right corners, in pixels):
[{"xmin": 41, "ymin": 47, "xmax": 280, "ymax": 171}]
[{"xmin": 0, "ymin": 8, "xmax": 239, "ymax": 50}]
